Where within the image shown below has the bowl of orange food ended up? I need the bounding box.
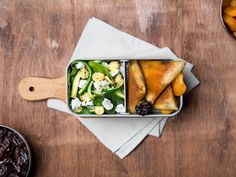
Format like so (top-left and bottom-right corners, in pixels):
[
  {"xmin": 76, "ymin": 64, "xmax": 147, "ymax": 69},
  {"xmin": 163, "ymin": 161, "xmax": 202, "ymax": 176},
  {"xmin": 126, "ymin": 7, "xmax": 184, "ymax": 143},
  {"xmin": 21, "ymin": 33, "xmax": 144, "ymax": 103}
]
[{"xmin": 221, "ymin": 0, "xmax": 236, "ymax": 39}]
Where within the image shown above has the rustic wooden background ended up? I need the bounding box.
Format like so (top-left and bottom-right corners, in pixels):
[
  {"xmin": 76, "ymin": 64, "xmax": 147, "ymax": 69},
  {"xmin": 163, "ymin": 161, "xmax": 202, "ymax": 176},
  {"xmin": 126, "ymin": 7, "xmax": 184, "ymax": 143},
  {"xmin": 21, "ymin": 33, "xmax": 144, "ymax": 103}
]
[{"xmin": 1, "ymin": 0, "xmax": 236, "ymax": 176}]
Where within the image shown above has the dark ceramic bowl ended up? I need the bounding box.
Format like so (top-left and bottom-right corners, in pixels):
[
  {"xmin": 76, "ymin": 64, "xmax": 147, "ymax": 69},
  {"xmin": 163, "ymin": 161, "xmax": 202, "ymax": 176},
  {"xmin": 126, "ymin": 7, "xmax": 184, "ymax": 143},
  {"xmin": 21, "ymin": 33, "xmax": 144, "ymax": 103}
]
[{"xmin": 0, "ymin": 125, "xmax": 31, "ymax": 177}]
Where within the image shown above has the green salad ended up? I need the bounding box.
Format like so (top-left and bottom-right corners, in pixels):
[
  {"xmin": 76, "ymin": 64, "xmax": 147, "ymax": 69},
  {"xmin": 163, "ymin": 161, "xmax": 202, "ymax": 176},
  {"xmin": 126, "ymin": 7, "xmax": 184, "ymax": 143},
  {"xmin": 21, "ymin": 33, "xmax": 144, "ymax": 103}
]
[{"xmin": 67, "ymin": 60, "xmax": 125, "ymax": 115}]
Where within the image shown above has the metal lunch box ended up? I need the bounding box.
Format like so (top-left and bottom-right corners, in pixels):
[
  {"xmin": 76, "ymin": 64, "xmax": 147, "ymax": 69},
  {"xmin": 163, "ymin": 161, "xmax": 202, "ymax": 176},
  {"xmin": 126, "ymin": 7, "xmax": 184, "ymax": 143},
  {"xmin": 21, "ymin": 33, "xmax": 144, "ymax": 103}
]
[
  {"xmin": 66, "ymin": 59, "xmax": 183, "ymax": 118},
  {"xmin": 18, "ymin": 59, "xmax": 183, "ymax": 118}
]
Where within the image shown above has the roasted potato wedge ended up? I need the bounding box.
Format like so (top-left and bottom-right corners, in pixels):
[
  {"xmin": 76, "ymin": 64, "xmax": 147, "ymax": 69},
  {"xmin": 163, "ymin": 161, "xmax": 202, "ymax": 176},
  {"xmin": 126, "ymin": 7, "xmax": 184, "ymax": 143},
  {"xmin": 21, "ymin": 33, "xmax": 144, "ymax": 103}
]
[
  {"xmin": 232, "ymin": 0, "xmax": 236, "ymax": 7},
  {"xmin": 160, "ymin": 109, "xmax": 174, "ymax": 115},
  {"xmin": 223, "ymin": 14, "xmax": 236, "ymax": 31},
  {"xmin": 172, "ymin": 72, "xmax": 187, "ymax": 96},
  {"xmin": 224, "ymin": 6, "xmax": 236, "ymax": 17}
]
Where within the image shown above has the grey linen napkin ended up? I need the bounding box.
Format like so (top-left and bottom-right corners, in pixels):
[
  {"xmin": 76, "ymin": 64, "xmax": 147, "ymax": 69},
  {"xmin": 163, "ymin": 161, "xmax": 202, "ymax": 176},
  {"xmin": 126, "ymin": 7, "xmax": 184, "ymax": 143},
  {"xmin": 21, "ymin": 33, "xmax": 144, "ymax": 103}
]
[{"xmin": 47, "ymin": 17, "xmax": 199, "ymax": 158}]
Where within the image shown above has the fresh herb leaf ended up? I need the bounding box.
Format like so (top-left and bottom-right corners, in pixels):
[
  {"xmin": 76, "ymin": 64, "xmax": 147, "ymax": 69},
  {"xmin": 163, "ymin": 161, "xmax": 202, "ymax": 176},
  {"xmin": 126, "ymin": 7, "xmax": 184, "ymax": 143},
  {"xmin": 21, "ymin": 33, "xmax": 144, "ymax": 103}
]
[
  {"xmin": 88, "ymin": 61, "xmax": 113, "ymax": 80},
  {"xmin": 79, "ymin": 106, "xmax": 95, "ymax": 114},
  {"xmin": 93, "ymin": 95, "xmax": 104, "ymax": 106}
]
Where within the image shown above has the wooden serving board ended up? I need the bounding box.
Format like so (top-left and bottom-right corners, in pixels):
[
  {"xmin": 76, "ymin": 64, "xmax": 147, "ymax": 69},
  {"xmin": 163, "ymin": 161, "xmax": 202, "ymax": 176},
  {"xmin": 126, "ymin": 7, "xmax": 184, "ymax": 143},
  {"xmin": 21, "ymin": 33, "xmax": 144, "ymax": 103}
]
[{"xmin": 18, "ymin": 75, "xmax": 67, "ymax": 102}]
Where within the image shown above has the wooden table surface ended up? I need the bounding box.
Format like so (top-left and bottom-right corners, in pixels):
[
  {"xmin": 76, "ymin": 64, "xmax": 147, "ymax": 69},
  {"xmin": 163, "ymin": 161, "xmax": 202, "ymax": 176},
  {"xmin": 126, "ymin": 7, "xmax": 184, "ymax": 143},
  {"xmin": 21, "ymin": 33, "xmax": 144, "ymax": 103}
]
[{"xmin": 1, "ymin": 0, "xmax": 236, "ymax": 176}]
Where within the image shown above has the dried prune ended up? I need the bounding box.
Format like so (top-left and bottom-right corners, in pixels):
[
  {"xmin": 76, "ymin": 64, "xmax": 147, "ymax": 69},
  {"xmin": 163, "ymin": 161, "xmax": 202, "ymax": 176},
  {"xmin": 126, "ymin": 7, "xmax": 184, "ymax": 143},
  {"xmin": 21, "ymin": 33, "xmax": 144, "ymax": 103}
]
[
  {"xmin": 12, "ymin": 136, "xmax": 24, "ymax": 147},
  {"xmin": 0, "ymin": 163, "xmax": 8, "ymax": 176},
  {"xmin": 135, "ymin": 100, "xmax": 153, "ymax": 115},
  {"xmin": 0, "ymin": 127, "xmax": 30, "ymax": 177},
  {"xmin": 8, "ymin": 173, "xmax": 20, "ymax": 177},
  {"xmin": 0, "ymin": 160, "xmax": 13, "ymax": 176},
  {"xmin": 0, "ymin": 129, "xmax": 7, "ymax": 142}
]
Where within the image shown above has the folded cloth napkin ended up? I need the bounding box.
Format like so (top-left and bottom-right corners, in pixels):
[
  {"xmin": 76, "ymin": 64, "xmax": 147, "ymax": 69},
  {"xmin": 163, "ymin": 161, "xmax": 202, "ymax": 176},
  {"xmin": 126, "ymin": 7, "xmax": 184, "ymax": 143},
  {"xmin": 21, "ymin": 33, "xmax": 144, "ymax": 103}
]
[{"xmin": 47, "ymin": 17, "xmax": 199, "ymax": 159}]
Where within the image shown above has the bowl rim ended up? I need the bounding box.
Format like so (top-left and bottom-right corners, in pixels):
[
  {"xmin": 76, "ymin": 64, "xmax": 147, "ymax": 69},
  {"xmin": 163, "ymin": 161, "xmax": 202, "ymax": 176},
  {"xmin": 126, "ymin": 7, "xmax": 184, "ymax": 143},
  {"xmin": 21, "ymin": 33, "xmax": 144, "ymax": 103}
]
[
  {"xmin": 220, "ymin": 0, "xmax": 236, "ymax": 40},
  {"xmin": 0, "ymin": 124, "xmax": 32, "ymax": 177}
]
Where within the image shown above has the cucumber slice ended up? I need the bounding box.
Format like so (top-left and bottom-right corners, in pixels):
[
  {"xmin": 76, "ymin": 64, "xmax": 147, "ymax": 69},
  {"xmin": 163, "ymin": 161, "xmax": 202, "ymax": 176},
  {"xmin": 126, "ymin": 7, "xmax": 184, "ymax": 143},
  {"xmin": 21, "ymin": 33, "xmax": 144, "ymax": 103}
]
[
  {"xmin": 70, "ymin": 71, "xmax": 81, "ymax": 98},
  {"xmin": 78, "ymin": 62, "xmax": 93, "ymax": 96}
]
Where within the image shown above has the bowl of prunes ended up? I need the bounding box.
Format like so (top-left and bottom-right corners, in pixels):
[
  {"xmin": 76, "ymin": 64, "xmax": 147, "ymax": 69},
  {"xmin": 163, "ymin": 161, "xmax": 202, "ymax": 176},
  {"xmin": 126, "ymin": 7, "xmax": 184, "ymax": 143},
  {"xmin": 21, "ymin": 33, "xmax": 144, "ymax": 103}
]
[{"xmin": 0, "ymin": 125, "xmax": 31, "ymax": 177}]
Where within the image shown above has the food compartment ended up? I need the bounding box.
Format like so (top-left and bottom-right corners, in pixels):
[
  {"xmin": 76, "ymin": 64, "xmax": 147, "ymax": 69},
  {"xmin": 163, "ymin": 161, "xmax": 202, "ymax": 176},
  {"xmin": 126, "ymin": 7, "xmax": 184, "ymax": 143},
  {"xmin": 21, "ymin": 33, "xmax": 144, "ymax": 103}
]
[
  {"xmin": 67, "ymin": 60, "xmax": 128, "ymax": 117},
  {"xmin": 125, "ymin": 60, "xmax": 185, "ymax": 117}
]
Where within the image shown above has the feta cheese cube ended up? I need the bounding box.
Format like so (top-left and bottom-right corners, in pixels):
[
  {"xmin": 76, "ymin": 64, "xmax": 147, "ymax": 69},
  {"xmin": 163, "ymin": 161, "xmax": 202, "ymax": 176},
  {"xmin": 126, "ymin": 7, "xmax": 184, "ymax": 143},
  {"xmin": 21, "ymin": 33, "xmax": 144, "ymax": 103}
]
[
  {"xmin": 93, "ymin": 81, "xmax": 101, "ymax": 91},
  {"xmin": 86, "ymin": 101, "xmax": 94, "ymax": 106},
  {"xmin": 100, "ymin": 80, "xmax": 109, "ymax": 88},
  {"xmin": 93, "ymin": 80, "xmax": 109, "ymax": 91},
  {"xmin": 76, "ymin": 62, "xmax": 84, "ymax": 69},
  {"xmin": 78, "ymin": 80, "xmax": 87, "ymax": 88},
  {"xmin": 81, "ymin": 101, "xmax": 87, "ymax": 106},
  {"xmin": 81, "ymin": 101, "xmax": 93, "ymax": 106},
  {"xmin": 115, "ymin": 104, "xmax": 125, "ymax": 114},
  {"xmin": 71, "ymin": 98, "xmax": 82, "ymax": 110},
  {"xmin": 102, "ymin": 98, "xmax": 113, "ymax": 110}
]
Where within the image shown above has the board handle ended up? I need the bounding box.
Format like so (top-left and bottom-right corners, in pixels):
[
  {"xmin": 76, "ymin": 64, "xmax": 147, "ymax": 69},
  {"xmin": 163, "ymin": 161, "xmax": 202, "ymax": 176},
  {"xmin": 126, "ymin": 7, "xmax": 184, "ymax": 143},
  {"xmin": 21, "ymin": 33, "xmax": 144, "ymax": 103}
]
[{"xmin": 18, "ymin": 75, "xmax": 66, "ymax": 101}]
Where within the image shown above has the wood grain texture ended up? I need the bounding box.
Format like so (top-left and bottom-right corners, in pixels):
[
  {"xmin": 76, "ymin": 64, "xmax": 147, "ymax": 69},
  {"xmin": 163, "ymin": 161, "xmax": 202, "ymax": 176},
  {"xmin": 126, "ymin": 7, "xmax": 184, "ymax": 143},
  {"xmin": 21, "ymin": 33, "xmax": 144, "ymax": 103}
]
[
  {"xmin": 18, "ymin": 75, "xmax": 66, "ymax": 101},
  {"xmin": 0, "ymin": 0, "xmax": 236, "ymax": 177}
]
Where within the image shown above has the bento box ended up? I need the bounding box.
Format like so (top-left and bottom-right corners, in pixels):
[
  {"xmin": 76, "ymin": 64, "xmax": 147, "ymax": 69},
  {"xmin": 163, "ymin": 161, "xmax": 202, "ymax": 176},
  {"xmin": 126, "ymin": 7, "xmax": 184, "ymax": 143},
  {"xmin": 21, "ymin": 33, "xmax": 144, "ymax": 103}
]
[
  {"xmin": 66, "ymin": 59, "xmax": 185, "ymax": 118},
  {"xmin": 18, "ymin": 59, "xmax": 186, "ymax": 118}
]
